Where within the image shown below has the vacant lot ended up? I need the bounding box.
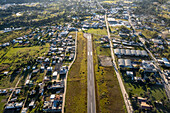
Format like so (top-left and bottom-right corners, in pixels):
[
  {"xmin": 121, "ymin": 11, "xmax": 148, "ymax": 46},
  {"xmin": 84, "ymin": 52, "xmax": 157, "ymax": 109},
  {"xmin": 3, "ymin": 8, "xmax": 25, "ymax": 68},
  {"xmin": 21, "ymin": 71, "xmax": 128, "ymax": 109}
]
[
  {"xmin": 65, "ymin": 32, "xmax": 87, "ymax": 113},
  {"xmin": 1, "ymin": 44, "xmax": 49, "ymax": 64},
  {"xmin": 0, "ymin": 95, "xmax": 8, "ymax": 113},
  {"xmin": 93, "ymin": 35, "xmax": 126, "ymax": 113},
  {"xmin": 87, "ymin": 28, "xmax": 108, "ymax": 35},
  {"xmin": 98, "ymin": 56, "xmax": 112, "ymax": 66}
]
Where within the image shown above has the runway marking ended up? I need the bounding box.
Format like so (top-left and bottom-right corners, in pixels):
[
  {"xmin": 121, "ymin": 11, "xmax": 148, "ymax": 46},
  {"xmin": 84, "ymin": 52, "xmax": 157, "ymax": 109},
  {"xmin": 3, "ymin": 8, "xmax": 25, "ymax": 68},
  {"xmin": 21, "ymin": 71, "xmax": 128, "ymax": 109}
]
[
  {"xmin": 91, "ymin": 86, "xmax": 92, "ymax": 97},
  {"xmin": 91, "ymin": 52, "xmax": 92, "ymax": 56},
  {"xmin": 90, "ymin": 73, "xmax": 91, "ymax": 80},
  {"xmin": 88, "ymin": 52, "xmax": 89, "ymax": 56}
]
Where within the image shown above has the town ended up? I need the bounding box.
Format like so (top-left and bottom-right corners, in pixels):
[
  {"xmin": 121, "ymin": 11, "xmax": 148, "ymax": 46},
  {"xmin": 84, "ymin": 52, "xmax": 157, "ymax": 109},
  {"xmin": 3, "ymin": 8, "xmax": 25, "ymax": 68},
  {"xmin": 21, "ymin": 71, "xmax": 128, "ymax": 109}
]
[{"xmin": 0, "ymin": 0, "xmax": 169, "ymax": 113}]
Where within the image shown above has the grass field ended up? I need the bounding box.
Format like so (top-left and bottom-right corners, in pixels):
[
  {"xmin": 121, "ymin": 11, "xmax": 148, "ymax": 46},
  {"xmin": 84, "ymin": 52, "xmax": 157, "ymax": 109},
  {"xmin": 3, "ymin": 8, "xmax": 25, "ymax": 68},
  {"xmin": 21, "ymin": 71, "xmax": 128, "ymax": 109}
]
[
  {"xmin": 65, "ymin": 32, "xmax": 87, "ymax": 113},
  {"xmin": 87, "ymin": 28, "xmax": 108, "ymax": 35},
  {"xmin": 93, "ymin": 35, "xmax": 126, "ymax": 113},
  {"xmin": 1, "ymin": 44, "xmax": 49, "ymax": 64},
  {"xmin": 124, "ymin": 79, "xmax": 167, "ymax": 101},
  {"xmin": 93, "ymin": 35, "xmax": 111, "ymax": 57},
  {"xmin": 0, "ymin": 95, "xmax": 8, "ymax": 113}
]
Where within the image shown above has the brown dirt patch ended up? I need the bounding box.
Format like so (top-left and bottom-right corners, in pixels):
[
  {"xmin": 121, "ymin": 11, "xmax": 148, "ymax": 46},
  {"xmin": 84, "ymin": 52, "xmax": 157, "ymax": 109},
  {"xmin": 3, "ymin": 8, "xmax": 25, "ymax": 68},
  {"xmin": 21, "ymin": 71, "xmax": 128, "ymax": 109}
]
[{"xmin": 98, "ymin": 55, "xmax": 112, "ymax": 66}]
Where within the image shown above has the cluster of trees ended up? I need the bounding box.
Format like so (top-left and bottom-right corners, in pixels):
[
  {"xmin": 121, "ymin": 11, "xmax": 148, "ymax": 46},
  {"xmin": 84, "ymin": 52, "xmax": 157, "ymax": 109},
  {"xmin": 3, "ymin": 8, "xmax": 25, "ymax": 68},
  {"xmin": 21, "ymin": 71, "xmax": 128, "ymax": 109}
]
[
  {"xmin": 134, "ymin": 0, "xmax": 170, "ymax": 27},
  {"xmin": 0, "ymin": 0, "xmax": 93, "ymax": 30},
  {"xmin": 0, "ymin": 0, "xmax": 58, "ymax": 5}
]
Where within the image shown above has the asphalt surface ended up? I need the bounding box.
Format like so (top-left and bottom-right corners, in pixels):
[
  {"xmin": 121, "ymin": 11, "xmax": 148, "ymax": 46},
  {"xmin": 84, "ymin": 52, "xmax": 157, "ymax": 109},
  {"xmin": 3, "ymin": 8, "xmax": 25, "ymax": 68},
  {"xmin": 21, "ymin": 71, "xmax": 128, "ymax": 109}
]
[{"xmin": 86, "ymin": 33, "xmax": 96, "ymax": 113}]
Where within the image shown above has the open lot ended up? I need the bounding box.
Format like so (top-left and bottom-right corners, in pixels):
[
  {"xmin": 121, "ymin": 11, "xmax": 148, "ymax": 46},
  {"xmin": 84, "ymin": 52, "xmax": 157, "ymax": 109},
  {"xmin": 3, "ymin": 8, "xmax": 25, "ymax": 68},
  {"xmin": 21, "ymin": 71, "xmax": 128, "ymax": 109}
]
[
  {"xmin": 65, "ymin": 32, "xmax": 87, "ymax": 113},
  {"xmin": 87, "ymin": 28, "xmax": 108, "ymax": 35},
  {"xmin": 0, "ymin": 95, "xmax": 8, "ymax": 113},
  {"xmin": 98, "ymin": 56, "xmax": 112, "ymax": 66}
]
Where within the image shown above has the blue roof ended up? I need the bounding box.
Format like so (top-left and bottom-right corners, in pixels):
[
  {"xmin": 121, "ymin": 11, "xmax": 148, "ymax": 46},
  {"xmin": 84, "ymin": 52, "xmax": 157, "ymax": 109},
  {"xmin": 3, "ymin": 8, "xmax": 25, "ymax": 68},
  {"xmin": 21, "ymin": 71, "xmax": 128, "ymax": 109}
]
[{"xmin": 162, "ymin": 58, "xmax": 168, "ymax": 62}]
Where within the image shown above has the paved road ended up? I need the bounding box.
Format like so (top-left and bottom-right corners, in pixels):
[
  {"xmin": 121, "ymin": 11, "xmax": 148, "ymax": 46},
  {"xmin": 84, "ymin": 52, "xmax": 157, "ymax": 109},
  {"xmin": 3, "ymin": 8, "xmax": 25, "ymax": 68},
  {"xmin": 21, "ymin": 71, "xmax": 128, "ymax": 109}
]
[
  {"xmin": 86, "ymin": 33, "xmax": 96, "ymax": 113},
  {"xmin": 105, "ymin": 15, "xmax": 133, "ymax": 113},
  {"xmin": 6, "ymin": 76, "xmax": 22, "ymax": 104}
]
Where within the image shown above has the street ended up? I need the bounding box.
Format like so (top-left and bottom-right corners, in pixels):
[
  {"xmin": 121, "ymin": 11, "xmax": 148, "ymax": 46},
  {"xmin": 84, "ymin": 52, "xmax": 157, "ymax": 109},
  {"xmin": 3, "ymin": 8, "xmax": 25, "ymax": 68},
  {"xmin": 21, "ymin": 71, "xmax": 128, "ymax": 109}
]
[{"xmin": 86, "ymin": 33, "xmax": 96, "ymax": 113}]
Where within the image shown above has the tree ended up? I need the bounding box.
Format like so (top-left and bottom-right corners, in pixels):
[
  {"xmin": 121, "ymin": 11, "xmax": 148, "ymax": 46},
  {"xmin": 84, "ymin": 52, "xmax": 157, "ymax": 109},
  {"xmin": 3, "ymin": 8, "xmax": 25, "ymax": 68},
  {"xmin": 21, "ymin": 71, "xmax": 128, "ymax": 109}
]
[
  {"xmin": 134, "ymin": 110, "xmax": 139, "ymax": 113},
  {"xmin": 150, "ymin": 73, "xmax": 154, "ymax": 78},
  {"xmin": 139, "ymin": 69, "xmax": 145, "ymax": 78}
]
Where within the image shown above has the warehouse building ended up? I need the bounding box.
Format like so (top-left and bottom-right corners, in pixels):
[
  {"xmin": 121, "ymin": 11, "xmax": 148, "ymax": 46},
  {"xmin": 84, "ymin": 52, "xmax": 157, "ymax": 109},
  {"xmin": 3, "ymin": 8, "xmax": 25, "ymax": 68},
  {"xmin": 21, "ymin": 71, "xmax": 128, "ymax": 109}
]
[
  {"xmin": 118, "ymin": 59, "xmax": 132, "ymax": 68},
  {"xmin": 114, "ymin": 49, "xmax": 148, "ymax": 57}
]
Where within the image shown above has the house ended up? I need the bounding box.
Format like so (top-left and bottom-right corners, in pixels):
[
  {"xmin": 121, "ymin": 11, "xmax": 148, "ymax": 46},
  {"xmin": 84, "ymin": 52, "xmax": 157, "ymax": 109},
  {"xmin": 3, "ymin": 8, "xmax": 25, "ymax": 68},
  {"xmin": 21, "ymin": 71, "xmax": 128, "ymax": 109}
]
[
  {"xmin": 40, "ymin": 66, "xmax": 45, "ymax": 72},
  {"xmin": 30, "ymin": 90, "xmax": 36, "ymax": 96},
  {"xmin": 126, "ymin": 71, "xmax": 134, "ymax": 79},
  {"xmin": 140, "ymin": 102, "xmax": 152, "ymax": 110},
  {"xmin": 60, "ymin": 31, "xmax": 69, "ymax": 37},
  {"xmin": 108, "ymin": 18, "xmax": 117, "ymax": 26},
  {"xmin": 9, "ymin": 97, "xmax": 17, "ymax": 102},
  {"xmin": 44, "ymin": 58, "xmax": 50, "ymax": 62},
  {"xmin": 47, "ymin": 67, "xmax": 53, "ymax": 72},
  {"xmin": 29, "ymin": 100, "xmax": 35, "ymax": 108},
  {"xmin": 141, "ymin": 60, "xmax": 157, "ymax": 72},
  {"xmin": 69, "ymin": 54, "xmax": 74, "ymax": 61},
  {"xmin": 68, "ymin": 35, "xmax": 72, "ymax": 39},
  {"xmin": 32, "ymin": 66, "xmax": 36, "ymax": 70},
  {"xmin": 15, "ymin": 102, "xmax": 23, "ymax": 108},
  {"xmin": 50, "ymin": 94, "xmax": 56, "ymax": 100},
  {"xmin": 25, "ymin": 80, "xmax": 30, "ymax": 85},
  {"xmin": 119, "ymin": 33, "xmax": 128, "ymax": 38},
  {"xmin": 5, "ymin": 102, "xmax": 23, "ymax": 109},
  {"xmin": 44, "ymin": 76, "xmax": 50, "ymax": 82},
  {"xmin": 152, "ymin": 39, "xmax": 163, "ymax": 45},
  {"xmin": 21, "ymin": 108, "xmax": 28, "ymax": 113},
  {"xmin": 0, "ymin": 89, "xmax": 7, "ymax": 94},
  {"xmin": 5, "ymin": 103, "xmax": 15, "ymax": 109},
  {"xmin": 32, "ymin": 69, "xmax": 39, "ymax": 74},
  {"xmin": 48, "ymin": 83, "xmax": 64, "ymax": 89},
  {"xmin": 134, "ymin": 77, "xmax": 142, "ymax": 82},
  {"xmin": 137, "ymin": 97, "xmax": 147, "ymax": 102},
  {"xmin": 52, "ymin": 71, "xmax": 58, "ymax": 77},
  {"xmin": 3, "ymin": 71, "xmax": 8, "ymax": 75},
  {"xmin": 60, "ymin": 66, "xmax": 67, "ymax": 75},
  {"xmin": 52, "ymin": 60, "xmax": 56, "ymax": 65},
  {"xmin": 15, "ymin": 89, "xmax": 20, "ymax": 94}
]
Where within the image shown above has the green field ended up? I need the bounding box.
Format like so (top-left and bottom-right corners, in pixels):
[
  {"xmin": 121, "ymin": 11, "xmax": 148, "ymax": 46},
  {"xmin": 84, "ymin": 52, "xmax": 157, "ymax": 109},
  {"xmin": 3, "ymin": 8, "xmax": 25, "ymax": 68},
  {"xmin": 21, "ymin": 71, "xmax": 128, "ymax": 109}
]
[
  {"xmin": 87, "ymin": 28, "xmax": 108, "ymax": 35},
  {"xmin": 65, "ymin": 32, "xmax": 87, "ymax": 113},
  {"xmin": 1, "ymin": 44, "xmax": 49, "ymax": 64},
  {"xmin": 123, "ymin": 75, "xmax": 168, "ymax": 102},
  {"xmin": 0, "ymin": 95, "xmax": 8, "ymax": 113}
]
